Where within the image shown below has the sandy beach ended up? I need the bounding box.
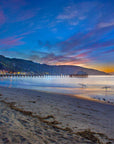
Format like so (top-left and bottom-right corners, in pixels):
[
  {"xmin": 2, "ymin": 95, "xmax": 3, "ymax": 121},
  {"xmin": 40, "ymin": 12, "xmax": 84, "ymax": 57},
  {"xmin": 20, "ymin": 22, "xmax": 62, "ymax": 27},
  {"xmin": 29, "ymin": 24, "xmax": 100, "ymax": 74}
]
[{"xmin": 0, "ymin": 86, "xmax": 114, "ymax": 144}]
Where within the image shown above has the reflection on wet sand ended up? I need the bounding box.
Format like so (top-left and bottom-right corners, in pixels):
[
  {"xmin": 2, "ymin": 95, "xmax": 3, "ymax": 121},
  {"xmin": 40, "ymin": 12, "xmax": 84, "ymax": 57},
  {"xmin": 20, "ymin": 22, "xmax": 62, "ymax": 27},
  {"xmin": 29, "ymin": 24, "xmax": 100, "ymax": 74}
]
[{"xmin": 0, "ymin": 75, "xmax": 114, "ymax": 104}]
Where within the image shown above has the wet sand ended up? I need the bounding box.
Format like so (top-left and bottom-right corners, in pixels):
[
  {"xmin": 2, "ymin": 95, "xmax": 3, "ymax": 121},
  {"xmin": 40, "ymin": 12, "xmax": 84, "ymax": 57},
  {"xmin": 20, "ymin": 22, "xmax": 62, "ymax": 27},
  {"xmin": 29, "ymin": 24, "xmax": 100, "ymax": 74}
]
[{"xmin": 0, "ymin": 86, "xmax": 114, "ymax": 144}]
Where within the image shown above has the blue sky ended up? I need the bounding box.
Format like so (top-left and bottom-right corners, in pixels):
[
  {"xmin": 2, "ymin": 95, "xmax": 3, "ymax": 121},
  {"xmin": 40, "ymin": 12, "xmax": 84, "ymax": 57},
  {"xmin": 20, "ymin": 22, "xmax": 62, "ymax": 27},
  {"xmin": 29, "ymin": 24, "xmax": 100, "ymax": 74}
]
[{"xmin": 0, "ymin": 0, "xmax": 114, "ymax": 72}]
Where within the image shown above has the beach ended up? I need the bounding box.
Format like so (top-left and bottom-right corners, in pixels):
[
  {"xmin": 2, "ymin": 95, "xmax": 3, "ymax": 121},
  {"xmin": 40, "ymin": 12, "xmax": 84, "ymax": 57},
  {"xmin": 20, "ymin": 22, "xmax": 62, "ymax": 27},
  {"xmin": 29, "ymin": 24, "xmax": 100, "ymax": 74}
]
[{"xmin": 0, "ymin": 86, "xmax": 114, "ymax": 144}]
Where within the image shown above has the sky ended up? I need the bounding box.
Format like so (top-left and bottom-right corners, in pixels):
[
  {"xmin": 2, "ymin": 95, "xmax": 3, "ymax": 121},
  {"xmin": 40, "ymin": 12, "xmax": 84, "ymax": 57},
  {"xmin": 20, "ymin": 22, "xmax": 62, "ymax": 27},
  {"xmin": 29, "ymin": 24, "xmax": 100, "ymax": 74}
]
[{"xmin": 0, "ymin": 0, "xmax": 114, "ymax": 73}]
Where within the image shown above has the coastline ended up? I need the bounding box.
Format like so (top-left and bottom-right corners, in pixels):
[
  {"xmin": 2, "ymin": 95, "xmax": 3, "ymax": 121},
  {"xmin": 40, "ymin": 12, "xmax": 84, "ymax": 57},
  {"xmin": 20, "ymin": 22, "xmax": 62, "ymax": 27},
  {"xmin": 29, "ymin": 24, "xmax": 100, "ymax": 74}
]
[{"xmin": 0, "ymin": 86, "xmax": 114, "ymax": 143}]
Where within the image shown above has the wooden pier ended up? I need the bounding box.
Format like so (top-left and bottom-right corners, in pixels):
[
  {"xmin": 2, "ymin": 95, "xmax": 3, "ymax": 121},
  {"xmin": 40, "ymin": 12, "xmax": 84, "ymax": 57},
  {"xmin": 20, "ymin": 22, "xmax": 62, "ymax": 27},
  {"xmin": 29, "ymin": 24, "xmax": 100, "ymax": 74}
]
[{"xmin": 0, "ymin": 74, "xmax": 67, "ymax": 77}]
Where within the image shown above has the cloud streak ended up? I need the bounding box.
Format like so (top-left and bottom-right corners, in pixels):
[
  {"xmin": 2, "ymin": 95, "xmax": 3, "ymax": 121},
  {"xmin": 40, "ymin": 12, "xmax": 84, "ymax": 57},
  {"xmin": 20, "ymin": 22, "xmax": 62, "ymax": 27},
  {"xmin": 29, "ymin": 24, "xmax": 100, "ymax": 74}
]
[
  {"xmin": 98, "ymin": 21, "xmax": 114, "ymax": 28},
  {"xmin": 0, "ymin": 35, "xmax": 25, "ymax": 50},
  {"xmin": 56, "ymin": 6, "xmax": 77, "ymax": 20},
  {"xmin": 29, "ymin": 54, "xmax": 89, "ymax": 65}
]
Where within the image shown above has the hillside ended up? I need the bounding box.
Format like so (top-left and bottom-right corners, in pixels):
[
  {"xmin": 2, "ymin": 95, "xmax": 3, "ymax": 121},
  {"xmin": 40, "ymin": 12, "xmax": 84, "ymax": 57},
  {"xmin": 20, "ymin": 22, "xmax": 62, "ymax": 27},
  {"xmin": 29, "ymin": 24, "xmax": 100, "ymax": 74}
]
[{"xmin": 0, "ymin": 55, "xmax": 107, "ymax": 75}]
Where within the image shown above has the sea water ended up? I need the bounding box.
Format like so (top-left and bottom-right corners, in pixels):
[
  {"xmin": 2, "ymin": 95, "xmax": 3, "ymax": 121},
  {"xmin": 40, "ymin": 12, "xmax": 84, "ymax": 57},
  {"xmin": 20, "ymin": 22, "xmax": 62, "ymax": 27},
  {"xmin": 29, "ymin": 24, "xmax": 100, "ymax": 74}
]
[{"xmin": 0, "ymin": 75, "xmax": 114, "ymax": 104}]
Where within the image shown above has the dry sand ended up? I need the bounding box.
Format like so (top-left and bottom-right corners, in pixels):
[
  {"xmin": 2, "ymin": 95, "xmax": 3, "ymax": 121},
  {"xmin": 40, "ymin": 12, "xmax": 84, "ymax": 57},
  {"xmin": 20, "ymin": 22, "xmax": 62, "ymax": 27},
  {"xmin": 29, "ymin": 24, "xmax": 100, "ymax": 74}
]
[{"xmin": 0, "ymin": 86, "xmax": 114, "ymax": 144}]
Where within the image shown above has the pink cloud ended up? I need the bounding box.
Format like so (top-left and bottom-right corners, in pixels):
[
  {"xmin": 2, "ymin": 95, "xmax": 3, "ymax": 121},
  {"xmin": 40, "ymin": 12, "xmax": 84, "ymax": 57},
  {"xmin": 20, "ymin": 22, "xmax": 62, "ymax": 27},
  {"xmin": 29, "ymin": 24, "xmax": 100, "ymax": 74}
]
[
  {"xmin": 29, "ymin": 52, "xmax": 91, "ymax": 66},
  {"xmin": 76, "ymin": 50, "xmax": 91, "ymax": 58},
  {"xmin": 90, "ymin": 40, "xmax": 114, "ymax": 49},
  {"xmin": 0, "ymin": 36, "xmax": 25, "ymax": 49}
]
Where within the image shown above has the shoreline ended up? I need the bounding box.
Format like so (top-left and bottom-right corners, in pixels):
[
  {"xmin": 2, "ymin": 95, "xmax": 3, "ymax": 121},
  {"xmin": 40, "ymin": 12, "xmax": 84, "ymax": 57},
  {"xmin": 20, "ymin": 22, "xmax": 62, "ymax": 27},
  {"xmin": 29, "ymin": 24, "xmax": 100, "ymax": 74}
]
[
  {"xmin": 0, "ymin": 74, "xmax": 114, "ymax": 105},
  {"xmin": 0, "ymin": 86, "xmax": 114, "ymax": 143},
  {"xmin": 0, "ymin": 85, "xmax": 114, "ymax": 106}
]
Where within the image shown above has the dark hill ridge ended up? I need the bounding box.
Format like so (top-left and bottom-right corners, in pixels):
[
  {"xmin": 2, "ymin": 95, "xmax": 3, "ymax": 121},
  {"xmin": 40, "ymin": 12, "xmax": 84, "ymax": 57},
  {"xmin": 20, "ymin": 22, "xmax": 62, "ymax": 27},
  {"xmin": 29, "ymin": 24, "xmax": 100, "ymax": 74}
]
[{"xmin": 0, "ymin": 55, "xmax": 107, "ymax": 75}]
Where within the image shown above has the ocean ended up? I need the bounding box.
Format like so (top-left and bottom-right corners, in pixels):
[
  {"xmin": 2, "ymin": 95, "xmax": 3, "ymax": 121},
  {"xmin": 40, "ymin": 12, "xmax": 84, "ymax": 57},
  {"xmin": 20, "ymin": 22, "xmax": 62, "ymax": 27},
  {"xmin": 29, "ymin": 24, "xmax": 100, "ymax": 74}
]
[{"xmin": 0, "ymin": 75, "xmax": 114, "ymax": 104}]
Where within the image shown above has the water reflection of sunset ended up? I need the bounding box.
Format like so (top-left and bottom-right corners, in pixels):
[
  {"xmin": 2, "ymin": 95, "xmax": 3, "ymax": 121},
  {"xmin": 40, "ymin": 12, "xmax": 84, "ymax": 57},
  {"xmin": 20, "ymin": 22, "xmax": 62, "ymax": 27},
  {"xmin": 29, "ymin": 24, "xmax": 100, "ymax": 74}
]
[{"xmin": 0, "ymin": 76, "xmax": 114, "ymax": 104}]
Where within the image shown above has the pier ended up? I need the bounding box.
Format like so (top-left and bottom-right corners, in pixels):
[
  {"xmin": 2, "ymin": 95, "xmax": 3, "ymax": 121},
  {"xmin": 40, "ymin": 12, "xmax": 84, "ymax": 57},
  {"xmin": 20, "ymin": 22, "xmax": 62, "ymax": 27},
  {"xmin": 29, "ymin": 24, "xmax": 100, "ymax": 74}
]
[{"xmin": 0, "ymin": 74, "xmax": 67, "ymax": 77}]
